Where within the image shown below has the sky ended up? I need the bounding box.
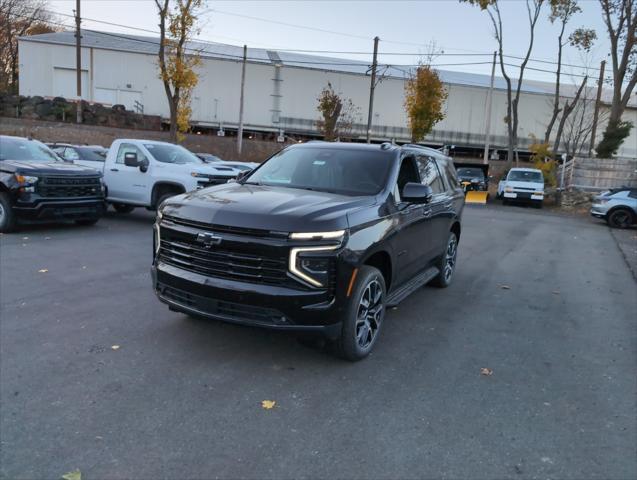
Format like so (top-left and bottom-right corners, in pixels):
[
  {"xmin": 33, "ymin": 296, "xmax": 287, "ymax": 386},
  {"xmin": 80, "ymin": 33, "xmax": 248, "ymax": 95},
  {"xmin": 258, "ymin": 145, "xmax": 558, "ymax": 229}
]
[{"xmin": 47, "ymin": 0, "xmax": 609, "ymax": 85}]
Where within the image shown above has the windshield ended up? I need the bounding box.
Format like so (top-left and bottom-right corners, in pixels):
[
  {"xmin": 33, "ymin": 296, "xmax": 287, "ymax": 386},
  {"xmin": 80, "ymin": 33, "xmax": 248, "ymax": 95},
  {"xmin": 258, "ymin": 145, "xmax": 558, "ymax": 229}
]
[
  {"xmin": 76, "ymin": 147, "xmax": 108, "ymax": 161},
  {"xmin": 198, "ymin": 154, "xmax": 222, "ymax": 162},
  {"xmin": 508, "ymin": 170, "xmax": 543, "ymax": 183},
  {"xmin": 0, "ymin": 137, "xmax": 60, "ymax": 162},
  {"xmin": 457, "ymin": 168, "xmax": 484, "ymax": 179},
  {"xmin": 144, "ymin": 143, "xmax": 202, "ymax": 164},
  {"xmin": 244, "ymin": 146, "xmax": 393, "ymax": 196}
]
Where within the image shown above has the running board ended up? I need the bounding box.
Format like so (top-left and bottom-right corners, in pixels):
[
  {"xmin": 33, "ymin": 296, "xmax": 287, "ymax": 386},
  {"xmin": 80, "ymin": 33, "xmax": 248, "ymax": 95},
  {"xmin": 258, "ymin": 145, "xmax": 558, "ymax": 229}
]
[{"xmin": 386, "ymin": 266, "xmax": 440, "ymax": 307}]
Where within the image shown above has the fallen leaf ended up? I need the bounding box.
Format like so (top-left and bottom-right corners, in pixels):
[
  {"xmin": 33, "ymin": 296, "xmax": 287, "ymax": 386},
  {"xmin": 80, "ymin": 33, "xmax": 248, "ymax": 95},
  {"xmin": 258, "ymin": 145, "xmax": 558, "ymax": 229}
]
[
  {"xmin": 111, "ymin": 345, "xmax": 120, "ymax": 350},
  {"xmin": 480, "ymin": 367, "xmax": 493, "ymax": 376},
  {"xmin": 500, "ymin": 285, "xmax": 511, "ymax": 290},
  {"xmin": 38, "ymin": 269, "xmax": 48, "ymax": 273},
  {"xmin": 81, "ymin": 266, "xmax": 87, "ymax": 270},
  {"xmin": 261, "ymin": 400, "xmax": 276, "ymax": 409},
  {"xmin": 61, "ymin": 469, "xmax": 81, "ymax": 480}
]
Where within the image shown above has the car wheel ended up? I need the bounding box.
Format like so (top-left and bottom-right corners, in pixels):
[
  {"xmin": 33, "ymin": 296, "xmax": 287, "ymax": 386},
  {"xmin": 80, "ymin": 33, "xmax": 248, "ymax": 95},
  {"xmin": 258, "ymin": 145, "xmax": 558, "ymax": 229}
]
[
  {"xmin": 113, "ymin": 203, "xmax": 135, "ymax": 214},
  {"xmin": 431, "ymin": 231, "xmax": 459, "ymax": 288},
  {"xmin": 336, "ymin": 265, "xmax": 386, "ymax": 361},
  {"xmin": 75, "ymin": 217, "xmax": 100, "ymax": 226},
  {"xmin": 607, "ymin": 208, "xmax": 634, "ymax": 229},
  {"xmin": 0, "ymin": 192, "xmax": 16, "ymax": 233}
]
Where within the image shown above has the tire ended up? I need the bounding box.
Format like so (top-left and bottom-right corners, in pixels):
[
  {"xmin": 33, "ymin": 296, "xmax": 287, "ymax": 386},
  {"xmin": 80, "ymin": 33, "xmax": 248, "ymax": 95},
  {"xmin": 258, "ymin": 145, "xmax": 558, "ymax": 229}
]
[
  {"xmin": 113, "ymin": 203, "xmax": 135, "ymax": 214},
  {"xmin": 156, "ymin": 192, "xmax": 177, "ymax": 210},
  {"xmin": 431, "ymin": 231, "xmax": 459, "ymax": 288},
  {"xmin": 607, "ymin": 208, "xmax": 634, "ymax": 229},
  {"xmin": 0, "ymin": 192, "xmax": 16, "ymax": 233},
  {"xmin": 75, "ymin": 217, "xmax": 100, "ymax": 226},
  {"xmin": 335, "ymin": 265, "xmax": 386, "ymax": 361}
]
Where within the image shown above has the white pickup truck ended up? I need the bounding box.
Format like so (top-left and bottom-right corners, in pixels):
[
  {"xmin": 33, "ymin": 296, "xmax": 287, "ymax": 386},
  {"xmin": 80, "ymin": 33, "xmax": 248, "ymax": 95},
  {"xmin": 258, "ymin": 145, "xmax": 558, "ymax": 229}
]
[
  {"xmin": 79, "ymin": 139, "xmax": 239, "ymax": 213},
  {"xmin": 498, "ymin": 167, "xmax": 545, "ymax": 208}
]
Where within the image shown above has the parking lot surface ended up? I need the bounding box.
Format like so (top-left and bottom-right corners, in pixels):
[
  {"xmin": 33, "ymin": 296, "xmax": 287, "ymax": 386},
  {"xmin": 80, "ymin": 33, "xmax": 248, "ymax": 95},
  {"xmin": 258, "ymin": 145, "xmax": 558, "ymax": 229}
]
[{"xmin": 1, "ymin": 205, "xmax": 636, "ymax": 480}]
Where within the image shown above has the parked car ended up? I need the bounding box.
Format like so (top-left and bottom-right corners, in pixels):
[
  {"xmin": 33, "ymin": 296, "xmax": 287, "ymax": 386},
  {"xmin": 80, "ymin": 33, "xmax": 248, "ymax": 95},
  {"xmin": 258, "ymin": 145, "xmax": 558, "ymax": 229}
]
[
  {"xmin": 153, "ymin": 142, "xmax": 465, "ymax": 360},
  {"xmin": 196, "ymin": 153, "xmax": 259, "ymax": 172},
  {"xmin": 0, "ymin": 135, "xmax": 105, "ymax": 232},
  {"xmin": 591, "ymin": 187, "xmax": 637, "ymax": 228},
  {"xmin": 455, "ymin": 163, "xmax": 489, "ymax": 193},
  {"xmin": 91, "ymin": 139, "xmax": 240, "ymax": 213},
  {"xmin": 48, "ymin": 143, "xmax": 108, "ymax": 169},
  {"xmin": 497, "ymin": 168, "xmax": 545, "ymax": 207}
]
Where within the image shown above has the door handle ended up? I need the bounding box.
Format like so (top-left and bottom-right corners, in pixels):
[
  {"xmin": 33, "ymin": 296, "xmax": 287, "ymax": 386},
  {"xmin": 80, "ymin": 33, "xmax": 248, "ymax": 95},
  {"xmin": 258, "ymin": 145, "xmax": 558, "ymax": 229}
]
[
  {"xmin": 422, "ymin": 208, "xmax": 432, "ymax": 218},
  {"xmin": 110, "ymin": 168, "xmax": 119, "ymax": 172}
]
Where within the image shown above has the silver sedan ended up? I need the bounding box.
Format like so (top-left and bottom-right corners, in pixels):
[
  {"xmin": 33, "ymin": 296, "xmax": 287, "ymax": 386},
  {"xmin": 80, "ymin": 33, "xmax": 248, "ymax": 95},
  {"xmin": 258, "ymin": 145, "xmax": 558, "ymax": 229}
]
[{"xmin": 591, "ymin": 188, "xmax": 637, "ymax": 228}]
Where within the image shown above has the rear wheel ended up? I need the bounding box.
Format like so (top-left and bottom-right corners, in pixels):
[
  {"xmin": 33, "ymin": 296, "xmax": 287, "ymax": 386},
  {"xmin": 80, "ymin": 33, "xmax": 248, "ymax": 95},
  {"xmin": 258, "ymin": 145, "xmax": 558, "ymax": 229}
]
[
  {"xmin": 335, "ymin": 265, "xmax": 386, "ymax": 361},
  {"xmin": 431, "ymin": 231, "xmax": 459, "ymax": 288},
  {"xmin": 607, "ymin": 208, "xmax": 634, "ymax": 229},
  {"xmin": 112, "ymin": 203, "xmax": 135, "ymax": 214},
  {"xmin": 0, "ymin": 192, "xmax": 16, "ymax": 233}
]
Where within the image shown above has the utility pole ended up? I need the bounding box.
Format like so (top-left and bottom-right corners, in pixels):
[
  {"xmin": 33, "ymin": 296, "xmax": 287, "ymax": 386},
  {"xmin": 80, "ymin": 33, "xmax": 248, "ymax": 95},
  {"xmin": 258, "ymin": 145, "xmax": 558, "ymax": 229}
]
[
  {"xmin": 588, "ymin": 60, "xmax": 605, "ymax": 157},
  {"xmin": 482, "ymin": 51, "xmax": 497, "ymax": 164},
  {"xmin": 75, "ymin": 0, "xmax": 82, "ymax": 124},
  {"xmin": 237, "ymin": 45, "xmax": 247, "ymax": 157},
  {"xmin": 366, "ymin": 36, "xmax": 379, "ymax": 143}
]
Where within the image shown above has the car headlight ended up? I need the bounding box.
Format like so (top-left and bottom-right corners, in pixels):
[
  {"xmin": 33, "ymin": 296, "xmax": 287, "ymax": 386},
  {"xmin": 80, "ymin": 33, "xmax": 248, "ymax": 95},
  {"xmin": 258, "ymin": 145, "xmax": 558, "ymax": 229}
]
[
  {"xmin": 288, "ymin": 230, "xmax": 345, "ymax": 287},
  {"xmin": 15, "ymin": 174, "xmax": 39, "ymax": 185},
  {"xmin": 289, "ymin": 246, "xmax": 337, "ymax": 287},
  {"xmin": 191, "ymin": 172, "xmax": 210, "ymax": 179},
  {"xmin": 505, "ymin": 186, "xmax": 514, "ymax": 192},
  {"xmin": 534, "ymin": 191, "xmax": 544, "ymax": 195}
]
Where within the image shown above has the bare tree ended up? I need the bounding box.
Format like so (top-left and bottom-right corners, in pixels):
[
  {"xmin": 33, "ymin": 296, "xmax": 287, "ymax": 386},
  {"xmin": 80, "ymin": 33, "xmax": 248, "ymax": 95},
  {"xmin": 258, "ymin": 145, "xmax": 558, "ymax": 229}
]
[
  {"xmin": 552, "ymin": 74, "xmax": 588, "ymax": 152},
  {"xmin": 596, "ymin": 0, "xmax": 637, "ymax": 155},
  {"xmin": 0, "ymin": 0, "xmax": 55, "ymax": 93},
  {"xmin": 544, "ymin": 0, "xmax": 596, "ymax": 143},
  {"xmin": 461, "ymin": 0, "xmax": 545, "ymax": 168}
]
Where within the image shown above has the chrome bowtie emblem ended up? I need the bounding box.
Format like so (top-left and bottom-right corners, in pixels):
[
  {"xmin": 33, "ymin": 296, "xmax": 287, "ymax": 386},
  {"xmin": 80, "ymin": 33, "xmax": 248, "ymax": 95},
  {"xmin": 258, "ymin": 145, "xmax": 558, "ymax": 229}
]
[{"xmin": 196, "ymin": 232, "xmax": 222, "ymax": 246}]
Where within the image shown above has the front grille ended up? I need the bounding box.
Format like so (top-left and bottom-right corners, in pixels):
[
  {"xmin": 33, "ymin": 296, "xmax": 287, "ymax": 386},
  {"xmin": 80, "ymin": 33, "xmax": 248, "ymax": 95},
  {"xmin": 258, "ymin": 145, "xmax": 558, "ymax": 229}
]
[
  {"xmin": 198, "ymin": 176, "xmax": 233, "ymax": 187},
  {"xmin": 158, "ymin": 230, "xmax": 291, "ymax": 287},
  {"xmin": 163, "ymin": 215, "xmax": 287, "ymax": 239},
  {"xmin": 38, "ymin": 176, "xmax": 102, "ymax": 198},
  {"xmin": 159, "ymin": 284, "xmax": 287, "ymax": 325}
]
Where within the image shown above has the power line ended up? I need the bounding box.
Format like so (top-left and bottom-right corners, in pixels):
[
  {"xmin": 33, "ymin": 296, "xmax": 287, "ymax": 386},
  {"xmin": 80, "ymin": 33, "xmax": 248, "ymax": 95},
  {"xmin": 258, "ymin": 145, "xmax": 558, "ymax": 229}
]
[{"xmin": 6, "ymin": 4, "xmax": 602, "ymax": 72}]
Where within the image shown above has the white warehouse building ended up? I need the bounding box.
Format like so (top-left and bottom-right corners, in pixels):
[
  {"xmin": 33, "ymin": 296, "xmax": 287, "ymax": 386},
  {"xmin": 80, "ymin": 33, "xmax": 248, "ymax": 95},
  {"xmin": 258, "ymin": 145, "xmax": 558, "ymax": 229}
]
[{"xmin": 18, "ymin": 30, "xmax": 637, "ymax": 158}]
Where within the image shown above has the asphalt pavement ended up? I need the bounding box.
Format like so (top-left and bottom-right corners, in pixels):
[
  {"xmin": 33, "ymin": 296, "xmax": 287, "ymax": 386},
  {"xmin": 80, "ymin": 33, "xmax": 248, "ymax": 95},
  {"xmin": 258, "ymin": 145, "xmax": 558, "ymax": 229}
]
[{"xmin": 1, "ymin": 205, "xmax": 635, "ymax": 480}]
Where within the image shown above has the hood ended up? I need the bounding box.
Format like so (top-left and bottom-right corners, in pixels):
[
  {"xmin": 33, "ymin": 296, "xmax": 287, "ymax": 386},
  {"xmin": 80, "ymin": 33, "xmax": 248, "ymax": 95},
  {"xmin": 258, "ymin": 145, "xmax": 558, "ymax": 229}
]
[
  {"xmin": 458, "ymin": 174, "xmax": 484, "ymax": 183},
  {"xmin": 162, "ymin": 182, "xmax": 375, "ymax": 232},
  {"xmin": 506, "ymin": 180, "xmax": 544, "ymax": 190},
  {"xmin": 0, "ymin": 160, "xmax": 102, "ymax": 176},
  {"xmin": 193, "ymin": 164, "xmax": 238, "ymax": 176}
]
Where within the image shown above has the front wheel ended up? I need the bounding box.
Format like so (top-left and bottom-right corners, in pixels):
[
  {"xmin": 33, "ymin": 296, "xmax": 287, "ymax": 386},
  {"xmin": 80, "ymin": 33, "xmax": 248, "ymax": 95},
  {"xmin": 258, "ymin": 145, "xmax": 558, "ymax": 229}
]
[
  {"xmin": 0, "ymin": 192, "xmax": 16, "ymax": 233},
  {"xmin": 335, "ymin": 266, "xmax": 386, "ymax": 361},
  {"xmin": 607, "ymin": 208, "xmax": 634, "ymax": 229},
  {"xmin": 431, "ymin": 231, "xmax": 459, "ymax": 288}
]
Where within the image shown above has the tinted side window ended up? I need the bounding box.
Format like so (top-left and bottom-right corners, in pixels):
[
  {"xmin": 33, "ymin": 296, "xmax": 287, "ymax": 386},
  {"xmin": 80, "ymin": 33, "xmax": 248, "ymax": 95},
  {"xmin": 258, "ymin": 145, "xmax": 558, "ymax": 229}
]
[
  {"xmin": 416, "ymin": 155, "xmax": 445, "ymax": 194},
  {"xmin": 628, "ymin": 190, "xmax": 637, "ymax": 199},
  {"xmin": 441, "ymin": 160, "xmax": 460, "ymax": 190},
  {"xmin": 116, "ymin": 143, "xmax": 147, "ymax": 165}
]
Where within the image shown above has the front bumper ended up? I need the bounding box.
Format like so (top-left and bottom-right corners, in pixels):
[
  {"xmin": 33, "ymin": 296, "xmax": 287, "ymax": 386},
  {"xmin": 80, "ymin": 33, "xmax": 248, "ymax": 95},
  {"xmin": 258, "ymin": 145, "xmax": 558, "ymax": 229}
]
[
  {"xmin": 503, "ymin": 191, "xmax": 543, "ymax": 201},
  {"xmin": 590, "ymin": 204, "xmax": 609, "ymax": 218},
  {"xmin": 152, "ymin": 262, "xmax": 344, "ymax": 337},
  {"xmin": 13, "ymin": 195, "xmax": 106, "ymax": 222}
]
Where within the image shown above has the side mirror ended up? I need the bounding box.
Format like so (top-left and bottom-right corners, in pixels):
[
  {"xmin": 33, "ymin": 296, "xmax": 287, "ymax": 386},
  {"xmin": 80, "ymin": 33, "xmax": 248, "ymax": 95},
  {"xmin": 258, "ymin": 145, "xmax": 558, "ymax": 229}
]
[
  {"xmin": 236, "ymin": 170, "xmax": 249, "ymax": 182},
  {"xmin": 402, "ymin": 182, "xmax": 433, "ymax": 203},
  {"xmin": 124, "ymin": 152, "xmax": 139, "ymax": 167}
]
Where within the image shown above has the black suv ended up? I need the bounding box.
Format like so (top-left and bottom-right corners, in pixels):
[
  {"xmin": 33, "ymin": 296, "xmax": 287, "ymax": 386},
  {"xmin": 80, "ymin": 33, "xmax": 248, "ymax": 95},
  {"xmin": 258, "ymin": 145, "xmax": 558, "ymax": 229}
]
[
  {"xmin": 0, "ymin": 135, "xmax": 105, "ymax": 232},
  {"xmin": 153, "ymin": 142, "xmax": 465, "ymax": 360}
]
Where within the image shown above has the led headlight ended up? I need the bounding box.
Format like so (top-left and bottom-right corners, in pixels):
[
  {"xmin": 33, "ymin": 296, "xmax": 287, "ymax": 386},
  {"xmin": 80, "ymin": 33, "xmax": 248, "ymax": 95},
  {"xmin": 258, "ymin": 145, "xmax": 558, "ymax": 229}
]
[
  {"xmin": 289, "ymin": 245, "xmax": 337, "ymax": 287},
  {"xmin": 15, "ymin": 174, "xmax": 39, "ymax": 185},
  {"xmin": 191, "ymin": 172, "xmax": 210, "ymax": 178},
  {"xmin": 288, "ymin": 230, "xmax": 345, "ymax": 287}
]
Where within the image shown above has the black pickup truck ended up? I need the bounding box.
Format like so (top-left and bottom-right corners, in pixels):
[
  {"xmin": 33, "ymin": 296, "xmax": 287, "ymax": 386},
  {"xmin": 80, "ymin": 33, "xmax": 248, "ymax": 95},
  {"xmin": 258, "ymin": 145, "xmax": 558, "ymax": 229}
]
[
  {"xmin": 153, "ymin": 142, "xmax": 465, "ymax": 360},
  {"xmin": 0, "ymin": 135, "xmax": 105, "ymax": 232}
]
